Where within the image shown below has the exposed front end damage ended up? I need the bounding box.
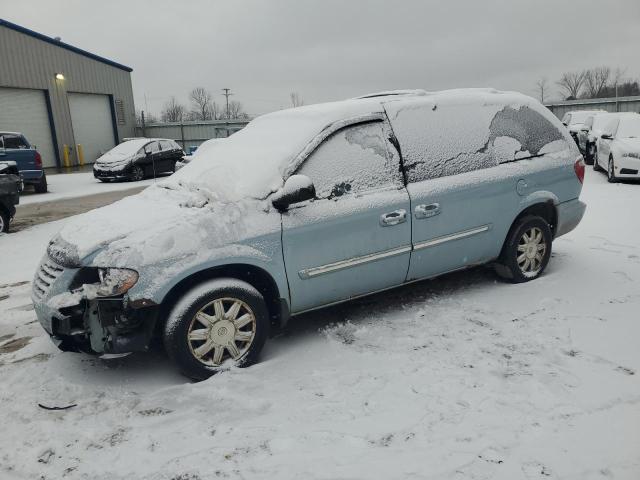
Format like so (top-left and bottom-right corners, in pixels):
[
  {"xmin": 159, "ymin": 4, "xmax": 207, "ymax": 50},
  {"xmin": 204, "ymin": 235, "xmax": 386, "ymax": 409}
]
[{"xmin": 32, "ymin": 255, "xmax": 158, "ymax": 355}]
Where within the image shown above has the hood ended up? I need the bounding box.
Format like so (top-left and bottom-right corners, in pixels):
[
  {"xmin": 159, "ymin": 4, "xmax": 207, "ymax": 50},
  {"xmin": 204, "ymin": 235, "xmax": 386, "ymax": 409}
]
[
  {"xmin": 617, "ymin": 137, "xmax": 640, "ymax": 152},
  {"xmin": 96, "ymin": 150, "xmax": 137, "ymax": 164},
  {"xmin": 52, "ymin": 184, "xmax": 273, "ymax": 269}
]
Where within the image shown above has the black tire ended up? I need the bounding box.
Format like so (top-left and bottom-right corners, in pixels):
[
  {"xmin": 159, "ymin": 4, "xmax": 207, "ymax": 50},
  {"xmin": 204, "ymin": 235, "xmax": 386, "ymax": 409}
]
[
  {"xmin": 607, "ymin": 155, "xmax": 618, "ymax": 183},
  {"xmin": 34, "ymin": 173, "xmax": 47, "ymax": 193},
  {"xmin": 130, "ymin": 165, "xmax": 145, "ymax": 182},
  {"xmin": 583, "ymin": 144, "xmax": 594, "ymax": 165},
  {"xmin": 494, "ymin": 215, "xmax": 552, "ymax": 283},
  {"xmin": 163, "ymin": 278, "xmax": 270, "ymax": 380},
  {"xmin": 592, "ymin": 148, "xmax": 602, "ymax": 171},
  {"xmin": 0, "ymin": 209, "xmax": 9, "ymax": 233}
]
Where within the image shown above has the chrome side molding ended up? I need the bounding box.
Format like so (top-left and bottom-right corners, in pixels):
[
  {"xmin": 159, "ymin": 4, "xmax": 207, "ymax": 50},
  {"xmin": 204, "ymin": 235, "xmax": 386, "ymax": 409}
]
[
  {"xmin": 413, "ymin": 225, "xmax": 490, "ymax": 251},
  {"xmin": 298, "ymin": 245, "xmax": 412, "ymax": 279}
]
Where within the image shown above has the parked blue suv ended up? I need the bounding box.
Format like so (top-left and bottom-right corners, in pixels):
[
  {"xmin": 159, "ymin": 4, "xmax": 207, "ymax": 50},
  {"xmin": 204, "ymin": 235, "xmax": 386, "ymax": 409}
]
[
  {"xmin": 32, "ymin": 89, "xmax": 586, "ymax": 379},
  {"xmin": 0, "ymin": 132, "xmax": 47, "ymax": 193}
]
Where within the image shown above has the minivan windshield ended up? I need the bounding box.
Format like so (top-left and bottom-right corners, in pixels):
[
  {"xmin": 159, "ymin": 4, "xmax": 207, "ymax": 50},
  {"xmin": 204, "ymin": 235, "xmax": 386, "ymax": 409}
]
[{"xmin": 616, "ymin": 116, "xmax": 640, "ymax": 138}]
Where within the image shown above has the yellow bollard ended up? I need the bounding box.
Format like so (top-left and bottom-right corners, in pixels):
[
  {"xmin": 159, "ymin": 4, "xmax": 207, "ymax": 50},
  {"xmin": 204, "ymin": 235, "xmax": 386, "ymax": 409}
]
[
  {"xmin": 63, "ymin": 145, "xmax": 71, "ymax": 168},
  {"xmin": 77, "ymin": 144, "xmax": 84, "ymax": 167}
]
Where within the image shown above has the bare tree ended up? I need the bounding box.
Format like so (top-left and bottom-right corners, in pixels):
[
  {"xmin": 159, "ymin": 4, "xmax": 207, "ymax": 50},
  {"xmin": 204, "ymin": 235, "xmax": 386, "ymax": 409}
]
[
  {"xmin": 583, "ymin": 67, "xmax": 611, "ymax": 98},
  {"xmin": 189, "ymin": 87, "xmax": 214, "ymax": 120},
  {"xmin": 535, "ymin": 77, "xmax": 549, "ymax": 103},
  {"xmin": 160, "ymin": 97, "xmax": 185, "ymax": 123},
  {"xmin": 557, "ymin": 70, "xmax": 586, "ymax": 100},
  {"xmin": 227, "ymin": 100, "xmax": 250, "ymax": 119},
  {"xmin": 290, "ymin": 92, "xmax": 304, "ymax": 107}
]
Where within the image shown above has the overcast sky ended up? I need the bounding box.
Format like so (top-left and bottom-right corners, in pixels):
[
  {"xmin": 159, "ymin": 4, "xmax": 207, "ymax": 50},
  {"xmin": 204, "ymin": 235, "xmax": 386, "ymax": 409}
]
[{"xmin": 3, "ymin": 0, "xmax": 640, "ymax": 117}]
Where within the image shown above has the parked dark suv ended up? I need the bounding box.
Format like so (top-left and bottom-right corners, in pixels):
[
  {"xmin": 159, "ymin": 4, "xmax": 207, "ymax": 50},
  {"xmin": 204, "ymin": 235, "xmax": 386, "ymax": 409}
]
[
  {"xmin": 93, "ymin": 138, "xmax": 184, "ymax": 182},
  {"xmin": 0, "ymin": 132, "xmax": 47, "ymax": 193},
  {"xmin": 0, "ymin": 161, "xmax": 21, "ymax": 233}
]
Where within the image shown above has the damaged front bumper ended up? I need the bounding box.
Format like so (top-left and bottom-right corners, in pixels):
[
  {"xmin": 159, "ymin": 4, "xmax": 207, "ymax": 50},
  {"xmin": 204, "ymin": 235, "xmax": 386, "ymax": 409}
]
[{"xmin": 31, "ymin": 255, "xmax": 158, "ymax": 354}]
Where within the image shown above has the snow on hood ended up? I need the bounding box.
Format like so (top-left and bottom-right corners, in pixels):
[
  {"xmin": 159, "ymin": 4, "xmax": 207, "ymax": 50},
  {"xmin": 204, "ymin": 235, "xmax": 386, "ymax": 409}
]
[
  {"xmin": 54, "ymin": 184, "xmax": 270, "ymax": 267},
  {"xmin": 618, "ymin": 137, "xmax": 640, "ymax": 152},
  {"xmin": 159, "ymin": 99, "xmax": 386, "ymax": 202}
]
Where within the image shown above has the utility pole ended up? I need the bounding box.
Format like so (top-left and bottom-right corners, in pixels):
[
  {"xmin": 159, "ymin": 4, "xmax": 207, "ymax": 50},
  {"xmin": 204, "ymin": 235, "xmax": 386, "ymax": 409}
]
[{"xmin": 222, "ymin": 88, "xmax": 232, "ymax": 119}]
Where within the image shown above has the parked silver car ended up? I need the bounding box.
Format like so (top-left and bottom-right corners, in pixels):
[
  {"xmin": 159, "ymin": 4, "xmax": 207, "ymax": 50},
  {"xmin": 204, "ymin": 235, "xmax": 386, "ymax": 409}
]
[
  {"xmin": 32, "ymin": 89, "xmax": 586, "ymax": 379},
  {"xmin": 595, "ymin": 112, "xmax": 640, "ymax": 182}
]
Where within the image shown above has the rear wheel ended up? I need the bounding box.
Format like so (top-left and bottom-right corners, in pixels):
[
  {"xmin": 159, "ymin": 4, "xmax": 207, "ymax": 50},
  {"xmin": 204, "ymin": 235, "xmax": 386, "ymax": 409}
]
[
  {"xmin": 163, "ymin": 278, "xmax": 270, "ymax": 380},
  {"xmin": 34, "ymin": 173, "xmax": 47, "ymax": 193},
  {"xmin": 0, "ymin": 209, "xmax": 9, "ymax": 233},
  {"xmin": 607, "ymin": 155, "xmax": 617, "ymax": 183},
  {"xmin": 494, "ymin": 215, "xmax": 552, "ymax": 283}
]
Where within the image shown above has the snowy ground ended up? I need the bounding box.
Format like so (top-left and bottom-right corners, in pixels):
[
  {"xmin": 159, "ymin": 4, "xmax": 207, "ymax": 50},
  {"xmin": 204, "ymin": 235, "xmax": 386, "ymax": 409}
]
[
  {"xmin": 20, "ymin": 171, "xmax": 168, "ymax": 206},
  {"xmin": 0, "ymin": 170, "xmax": 639, "ymax": 479}
]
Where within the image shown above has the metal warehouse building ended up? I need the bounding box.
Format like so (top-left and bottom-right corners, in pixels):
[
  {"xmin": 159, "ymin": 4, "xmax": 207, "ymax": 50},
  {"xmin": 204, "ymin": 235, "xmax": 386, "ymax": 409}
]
[{"xmin": 0, "ymin": 19, "xmax": 135, "ymax": 168}]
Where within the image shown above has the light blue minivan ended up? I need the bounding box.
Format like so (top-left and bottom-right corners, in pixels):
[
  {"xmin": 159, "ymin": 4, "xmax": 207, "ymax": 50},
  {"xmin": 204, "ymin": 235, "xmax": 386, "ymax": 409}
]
[{"xmin": 32, "ymin": 89, "xmax": 586, "ymax": 379}]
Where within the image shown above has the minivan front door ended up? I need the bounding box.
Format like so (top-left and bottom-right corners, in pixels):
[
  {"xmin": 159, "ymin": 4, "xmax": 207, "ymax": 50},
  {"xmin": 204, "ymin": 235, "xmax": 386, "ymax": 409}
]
[{"xmin": 281, "ymin": 121, "xmax": 411, "ymax": 313}]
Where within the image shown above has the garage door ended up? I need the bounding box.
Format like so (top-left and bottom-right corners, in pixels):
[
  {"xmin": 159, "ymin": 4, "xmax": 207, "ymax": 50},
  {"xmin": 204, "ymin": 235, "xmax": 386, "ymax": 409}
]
[
  {"xmin": 68, "ymin": 93, "xmax": 116, "ymax": 164},
  {"xmin": 0, "ymin": 87, "xmax": 57, "ymax": 168}
]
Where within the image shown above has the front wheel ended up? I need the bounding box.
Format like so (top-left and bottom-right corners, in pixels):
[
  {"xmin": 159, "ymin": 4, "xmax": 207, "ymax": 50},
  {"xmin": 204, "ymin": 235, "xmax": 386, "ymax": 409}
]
[
  {"xmin": 163, "ymin": 278, "xmax": 270, "ymax": 380},
  {"xmin": 0, "ymin": 209, "xmax": 9, "ymax": 233},
  {"xmin": 593, "ymin": 148, "xmax": 602, "ymax": 171},
  {"xmin": 494, "ymin": 215, "xmax": 552, "ymax": 283},
  {"xmin": 130, "ymin": 165, "xmax": 145, "ymax": 182},
  {"xmin": 607, "ymin": 156, "xmax": 618, "ymax": 183}
]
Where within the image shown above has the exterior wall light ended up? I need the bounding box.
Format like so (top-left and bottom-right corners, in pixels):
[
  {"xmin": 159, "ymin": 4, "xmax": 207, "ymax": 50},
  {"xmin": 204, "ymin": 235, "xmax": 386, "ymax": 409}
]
[{"xmin": 55, "ymin": 73, "xmax": 65, "ymax": 80}]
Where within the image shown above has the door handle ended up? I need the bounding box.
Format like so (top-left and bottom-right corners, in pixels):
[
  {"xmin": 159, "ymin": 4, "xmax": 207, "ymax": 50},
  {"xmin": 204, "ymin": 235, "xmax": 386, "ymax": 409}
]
[
  {"xmin": 414, "ymin": 203, "xmax": 441, "ymax": 219},
  {"xmin": 380, "ymin": 209, "xmax": 407, "ymax": 226}
]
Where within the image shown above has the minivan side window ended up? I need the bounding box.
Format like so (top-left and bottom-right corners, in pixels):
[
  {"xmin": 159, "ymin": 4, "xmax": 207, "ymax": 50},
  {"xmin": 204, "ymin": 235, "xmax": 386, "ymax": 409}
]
[
  {"xmin": 297, "ymin": 122, "xmax": 402, "ymax": 199},
  {"xmin": 387, "ymin": 100, "xmax": 566, "ymax": 184}
]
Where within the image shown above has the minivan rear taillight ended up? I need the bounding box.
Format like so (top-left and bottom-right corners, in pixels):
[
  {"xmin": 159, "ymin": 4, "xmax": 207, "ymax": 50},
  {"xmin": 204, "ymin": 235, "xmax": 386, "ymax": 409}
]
[
  {"xmin": 35, "ymin": 151, "xmax": 42, "ymax": 168},
  {"xmin": 574, "ymin": 156, "xmax": 585, "ymax": 184}
]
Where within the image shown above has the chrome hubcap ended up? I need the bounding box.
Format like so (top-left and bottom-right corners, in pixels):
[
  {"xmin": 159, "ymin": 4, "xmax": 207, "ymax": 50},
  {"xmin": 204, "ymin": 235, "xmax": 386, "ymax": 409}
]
[
  {"xmin": 187, "ymin": 297, "xmax": 256, "ymax": 366},
  {"xmin": 517, "ymin": 227, "xmax": 546, "ymax": 278}
]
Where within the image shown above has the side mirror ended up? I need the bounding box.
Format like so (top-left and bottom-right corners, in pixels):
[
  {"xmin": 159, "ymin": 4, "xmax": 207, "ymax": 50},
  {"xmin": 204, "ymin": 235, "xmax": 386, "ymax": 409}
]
[
  {"xmin": 272, "ymin": 175, "xmax": 315, "ymax": 211},
  {"xmin": 601, "ymin": 133, "xmax": 613, "ymax": 140}
]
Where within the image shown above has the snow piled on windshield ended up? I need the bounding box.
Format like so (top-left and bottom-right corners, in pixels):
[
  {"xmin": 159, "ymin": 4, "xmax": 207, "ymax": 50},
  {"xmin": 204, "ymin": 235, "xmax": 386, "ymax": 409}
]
[
  {"xmin": 161, "ymin": 99, "xmax": 386, "ymax": 201},
  {"xmin": 100, "ymin": 139, "xmax": 149, "ymax": 158}
]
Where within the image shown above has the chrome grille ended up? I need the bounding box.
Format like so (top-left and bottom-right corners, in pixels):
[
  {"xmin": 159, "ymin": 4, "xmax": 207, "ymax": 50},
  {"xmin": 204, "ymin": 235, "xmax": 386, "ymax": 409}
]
[{"xmin": 32, "ymin": 257, "xmax": 64, "ymax": 300}]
